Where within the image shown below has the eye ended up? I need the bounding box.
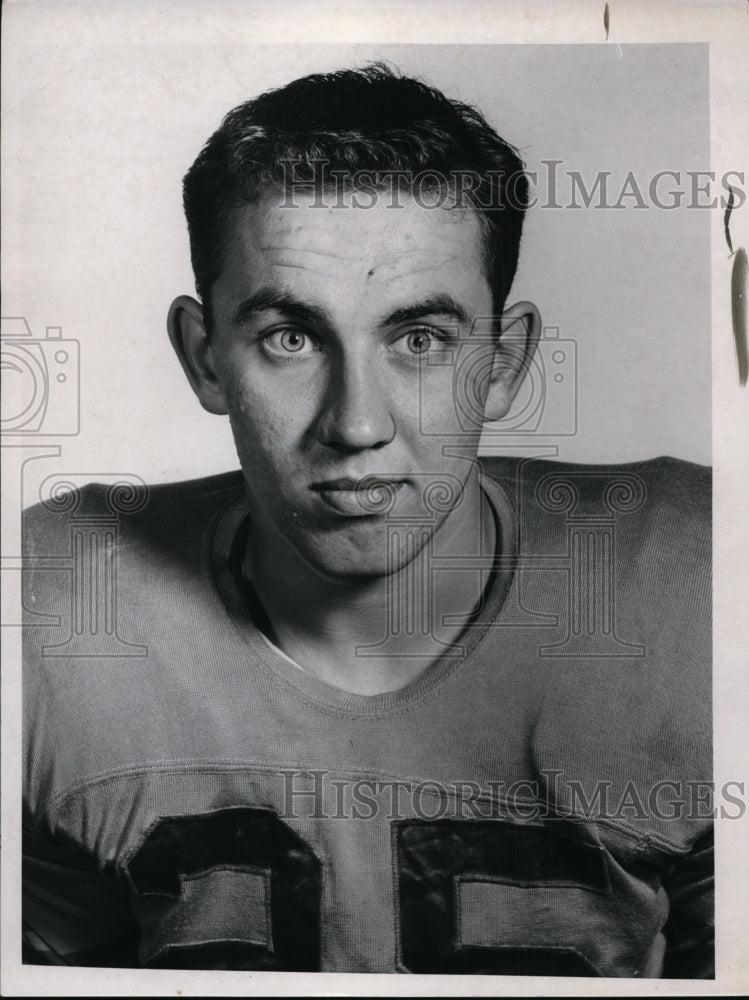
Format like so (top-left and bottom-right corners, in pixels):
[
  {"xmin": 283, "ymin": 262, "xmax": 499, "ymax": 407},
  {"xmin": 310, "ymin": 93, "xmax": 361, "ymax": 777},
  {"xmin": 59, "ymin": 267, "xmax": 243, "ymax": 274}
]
[
  {"xmin": 406, "ymin": 329, "xmax": 433, "ymax": 354},
  {"xmin": 279, "ymin": 331, "xmax": 306, "ymax": 353},
  {"xmin": 392, "ymin": 326, "xmax": 450, "ymax": 359},
  {"xmin": 262, "ymin": 328, "xmax": 316, "ymax": 359}
]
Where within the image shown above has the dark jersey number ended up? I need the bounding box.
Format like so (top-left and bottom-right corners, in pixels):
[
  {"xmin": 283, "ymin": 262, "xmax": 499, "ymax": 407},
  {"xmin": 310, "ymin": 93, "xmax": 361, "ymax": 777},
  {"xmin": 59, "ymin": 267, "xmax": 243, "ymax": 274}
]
[
  {"xmin": 127, "ymin": 807, "xmax": 321, "ymax": 969},
  {"xmin": 395, "ymin": 818, "xmax": 607, "ymax": 975},
  {"xmin": 128, "ymin": 809, "xmax": 607, "ymax": 974}
]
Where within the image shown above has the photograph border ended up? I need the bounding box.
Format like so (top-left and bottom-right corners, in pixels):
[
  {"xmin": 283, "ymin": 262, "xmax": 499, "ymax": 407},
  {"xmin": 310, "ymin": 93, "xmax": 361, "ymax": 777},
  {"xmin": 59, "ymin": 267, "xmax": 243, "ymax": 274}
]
[{"xmin": 2, "ymin": 1, "xmax": 747, "ymax": 995}]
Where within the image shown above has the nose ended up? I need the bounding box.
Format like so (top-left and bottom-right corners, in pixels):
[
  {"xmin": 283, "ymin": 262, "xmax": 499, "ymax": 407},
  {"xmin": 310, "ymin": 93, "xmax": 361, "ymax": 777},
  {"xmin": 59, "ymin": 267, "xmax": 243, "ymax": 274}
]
[{"xmin": 316, "ymin": 350, "xmax": 396, "ymax": 452}]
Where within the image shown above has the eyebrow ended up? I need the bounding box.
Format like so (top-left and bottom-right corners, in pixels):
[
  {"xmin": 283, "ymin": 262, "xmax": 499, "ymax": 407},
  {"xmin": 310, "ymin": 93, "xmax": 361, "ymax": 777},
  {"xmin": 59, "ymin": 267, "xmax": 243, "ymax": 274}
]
[
  {"xmin": 381, "ymin": 295, "xmax": 469, "ymax": 327},
  {"xmin": 231, "ymin": 289, "xmax": 470, "ymax": 330},
  {"xmin": 232, "ymin": 288, "xmax": 327, "ymax": 328}
]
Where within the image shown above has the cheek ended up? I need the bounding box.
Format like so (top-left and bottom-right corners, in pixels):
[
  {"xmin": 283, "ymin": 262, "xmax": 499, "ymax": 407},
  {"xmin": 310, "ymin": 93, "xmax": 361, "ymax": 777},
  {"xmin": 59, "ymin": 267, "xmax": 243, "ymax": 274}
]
[
  {"xmin": 405, "ymin": 368, "xmax": 465, "ymax": 438},
  {"xmin": 450, "ymin": 348, "xmax": 496, "ymax": 431},
  {"xmin": 222, "ymin": 378, "xmax": 286, "ymax": 464},
  {"xmin": 220, "ymin": 353, "xmax": 322, "ymax": 434},
  {"xmin": 220, "ymin": 359, "xmax": 282, "ymax": 428}
]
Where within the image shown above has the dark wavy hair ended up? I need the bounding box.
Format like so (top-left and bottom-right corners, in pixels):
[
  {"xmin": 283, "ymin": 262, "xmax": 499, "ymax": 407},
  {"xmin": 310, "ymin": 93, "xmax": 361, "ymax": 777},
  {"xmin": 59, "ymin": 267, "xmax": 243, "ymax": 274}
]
[{"xmin": 183, "ymin": 64, "xmax": 529, "ymax": 327}]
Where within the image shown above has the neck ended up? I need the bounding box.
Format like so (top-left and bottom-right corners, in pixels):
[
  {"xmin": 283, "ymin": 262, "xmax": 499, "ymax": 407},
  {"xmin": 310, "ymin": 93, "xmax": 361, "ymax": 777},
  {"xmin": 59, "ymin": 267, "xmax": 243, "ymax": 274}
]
[{"xmin": 243, "ymin": 470, "xmax": 497, "ymax": 695}]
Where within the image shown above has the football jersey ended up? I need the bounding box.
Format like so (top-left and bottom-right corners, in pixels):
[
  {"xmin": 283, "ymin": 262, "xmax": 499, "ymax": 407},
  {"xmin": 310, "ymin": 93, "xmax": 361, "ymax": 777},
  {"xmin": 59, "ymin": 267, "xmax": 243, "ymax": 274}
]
[{"xmin": 22, "ymin": 456, "xmax": 713, "ymax": 977}]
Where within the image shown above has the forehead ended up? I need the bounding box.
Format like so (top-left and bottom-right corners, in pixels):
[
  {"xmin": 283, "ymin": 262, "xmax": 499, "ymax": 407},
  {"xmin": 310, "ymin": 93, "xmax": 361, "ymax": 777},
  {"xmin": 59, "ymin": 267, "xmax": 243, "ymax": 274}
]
[{"xmin": 215, "ymin": 188, "xmax": 491, "ymax": 307}]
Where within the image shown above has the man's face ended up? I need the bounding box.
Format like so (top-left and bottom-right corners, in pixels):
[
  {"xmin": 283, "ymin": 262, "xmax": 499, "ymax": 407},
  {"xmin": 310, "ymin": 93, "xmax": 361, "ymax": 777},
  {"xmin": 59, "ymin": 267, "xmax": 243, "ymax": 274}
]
[{"xmin": 200, "ymin": 189, "xmax": 504, "ymax": 580}]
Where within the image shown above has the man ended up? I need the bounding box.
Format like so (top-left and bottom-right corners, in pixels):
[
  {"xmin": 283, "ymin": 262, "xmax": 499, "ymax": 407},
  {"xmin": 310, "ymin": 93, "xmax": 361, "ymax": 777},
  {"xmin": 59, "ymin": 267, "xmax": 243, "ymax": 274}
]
[{"xmin": 22, "ymin": 65, "xmax": 712, "ymax": 976}]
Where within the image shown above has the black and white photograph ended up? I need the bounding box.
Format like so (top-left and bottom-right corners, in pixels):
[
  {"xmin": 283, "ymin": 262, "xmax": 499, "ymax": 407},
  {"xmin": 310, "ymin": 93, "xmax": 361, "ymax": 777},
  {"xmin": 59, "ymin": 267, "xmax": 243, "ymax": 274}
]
[{"xmin": 2, "ymin": 1, "xmax": 748, "ymax": 994}]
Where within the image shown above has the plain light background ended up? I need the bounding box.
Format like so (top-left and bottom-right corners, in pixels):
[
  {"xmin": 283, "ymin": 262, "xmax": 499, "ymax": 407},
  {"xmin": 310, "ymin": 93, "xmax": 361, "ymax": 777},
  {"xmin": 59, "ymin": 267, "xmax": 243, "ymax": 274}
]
[{"xmin": 3, "ymin": 40, "xmax": 711, "ymax": 490}]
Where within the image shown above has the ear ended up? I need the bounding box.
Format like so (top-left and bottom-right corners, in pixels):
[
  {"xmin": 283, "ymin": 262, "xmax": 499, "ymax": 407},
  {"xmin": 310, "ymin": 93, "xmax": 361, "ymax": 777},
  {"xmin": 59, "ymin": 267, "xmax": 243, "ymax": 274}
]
[
  {"xmin": 483, "ymin": 300, "xmax": 542, "ymax": 422},
  {"xmin": 167, "ymin": 295, "xmax": 228, "ymax": 415}
]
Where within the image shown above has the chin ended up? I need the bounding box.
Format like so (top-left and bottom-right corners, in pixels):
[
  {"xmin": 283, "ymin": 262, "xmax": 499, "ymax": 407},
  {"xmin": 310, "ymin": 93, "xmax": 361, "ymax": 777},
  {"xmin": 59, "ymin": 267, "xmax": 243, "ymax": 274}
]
[
  {"xmin": 295, "ymin": 527, "xmax": 426, "ymax": 584},
  {"xmin": 302, "ymin": 547, "xmax": 395, "ymax": 584}
]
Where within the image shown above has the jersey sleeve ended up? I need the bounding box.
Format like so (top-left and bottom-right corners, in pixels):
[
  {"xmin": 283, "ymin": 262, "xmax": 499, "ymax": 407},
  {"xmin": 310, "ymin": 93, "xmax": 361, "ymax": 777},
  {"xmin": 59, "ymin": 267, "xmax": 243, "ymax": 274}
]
[
  {"xmin": 23, "ymin": 826, "xmax": 140, "ymax": 967},
  {"xmin": 660, "ymin": 828, "xmax": 715, "ymax": 979}
]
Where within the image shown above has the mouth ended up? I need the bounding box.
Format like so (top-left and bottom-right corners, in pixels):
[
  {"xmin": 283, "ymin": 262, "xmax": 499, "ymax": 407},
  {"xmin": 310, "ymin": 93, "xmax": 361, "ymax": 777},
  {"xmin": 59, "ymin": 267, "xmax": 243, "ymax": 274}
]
[{"xmin": 310, "ymin": 476, "xmax": 406, "ymax": 517}]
